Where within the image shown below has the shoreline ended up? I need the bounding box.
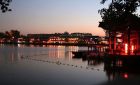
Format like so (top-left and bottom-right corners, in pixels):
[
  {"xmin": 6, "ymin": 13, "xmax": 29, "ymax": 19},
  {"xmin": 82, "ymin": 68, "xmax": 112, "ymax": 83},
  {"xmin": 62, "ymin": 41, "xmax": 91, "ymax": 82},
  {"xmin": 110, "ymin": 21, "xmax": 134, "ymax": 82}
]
[{"xmin": 0, "ymin": 42, "xmax": 108, "ymax": 47}]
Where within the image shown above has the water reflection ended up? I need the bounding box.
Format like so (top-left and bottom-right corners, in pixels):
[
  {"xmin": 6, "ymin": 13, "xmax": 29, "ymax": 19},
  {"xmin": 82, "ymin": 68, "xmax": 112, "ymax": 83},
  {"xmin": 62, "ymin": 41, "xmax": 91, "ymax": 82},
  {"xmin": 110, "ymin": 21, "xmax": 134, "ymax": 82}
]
[
  {"xmin": 73, "ymin": 51, "xmax": 140, "ymax": 85},
  {"xmin": 0, "ymin": 45, "xmax": 106, "ymax": 85},
  {"xmin": 0, "ymin": 45, "xmax": 82, "ymax": 63},
  {"xmin": 88, "ymin": 59, "xmax": 103, "ymax": 66},
  {"xmin": 1, "ymin": 44, "xmax": 140, "ymax": 85},
  {"xmin": 46, "ymin": 46, "xmax": 78, "ymax": 59},
  {"xmin": 0, "ymin": 45, "xmax": 21, "ymax": 64},
  {"xmin": 104, "ymin": 59, "xmax": 140, "ymax": 81}
]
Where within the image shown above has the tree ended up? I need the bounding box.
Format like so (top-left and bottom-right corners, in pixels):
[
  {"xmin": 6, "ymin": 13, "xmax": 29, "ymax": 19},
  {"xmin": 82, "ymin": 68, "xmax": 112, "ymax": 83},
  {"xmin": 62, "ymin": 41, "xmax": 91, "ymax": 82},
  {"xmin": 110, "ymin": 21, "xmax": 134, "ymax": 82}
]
[
  {"xmin": 5, "ymin": 31, "xmax": 11, "ymax": 38},
  {"xmin": 99, "ymin": 0, "xmax": 140, "ymax": 31},
  {"xmin": 100, "ymin": 0, "xmax": 140, "ymax": 14},
  {"xmin": 0, "ymin": 32, "xmax": 5, "ymax": 38},
  {"xmin": 100, "ymin": 0, "xmax": 108, "ymax": 4},
  {"xmin": 99, "ymin": 0, "xmax": 140, "ymax": 55},
  {"xmin": 10, "ymin": 30, "xmax": 20, "ymax": 39},
  {"xmin": 0, "ymin": 0, "xmax": 12, "ymax": 13},
  {"xmin": 64, "ymin": 31, "xmax": 69, "ymax": 35}
]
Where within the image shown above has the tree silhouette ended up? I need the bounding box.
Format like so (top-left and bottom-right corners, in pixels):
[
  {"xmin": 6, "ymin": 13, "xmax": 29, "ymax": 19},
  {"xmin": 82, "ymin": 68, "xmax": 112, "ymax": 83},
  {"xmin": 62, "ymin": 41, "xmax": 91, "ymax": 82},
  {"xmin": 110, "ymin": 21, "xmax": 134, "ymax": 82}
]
[
  {"xmin": 0, "ymin": 32, "xmax": 5, "ymax": 38},
  {"xmin": 99, "ymin": 0, "xmax": 140, "ymax": 31},
  {"xmin": 10, "ymin": 30, "xmax": 20, "ymax": 39},
  {"xmin": 5, "ymin": 31, "xmax": 11, "ymax": 38},
  {"xmin": 99, "ymin": 0, "xmax": 140, "ymax": 55},
  {"xmin": 100, "ymin": 0, "xmax": 108, "ymax": 4},
  {"xmin": 0, "ymin": 0, "xmax": 12, "ymax": 13}
]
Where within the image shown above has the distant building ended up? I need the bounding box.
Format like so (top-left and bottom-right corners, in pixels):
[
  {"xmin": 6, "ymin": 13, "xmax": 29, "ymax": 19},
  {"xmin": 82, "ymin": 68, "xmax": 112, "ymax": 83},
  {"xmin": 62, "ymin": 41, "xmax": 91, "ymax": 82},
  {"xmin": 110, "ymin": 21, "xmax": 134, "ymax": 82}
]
[
  {"xmin": 71, "ymin": 33, "xmax": 92, "ymax": 37},
  {"xmin": 67, "ymin": 38, "xmax": 79, "ymax": 43},
  {"xmin": 47, "ymin": 36, "xmax": 65, "ymax": 44},
  {"xmin": 26, "ymin": 33, "xmax": 101, "ymax": 45}
]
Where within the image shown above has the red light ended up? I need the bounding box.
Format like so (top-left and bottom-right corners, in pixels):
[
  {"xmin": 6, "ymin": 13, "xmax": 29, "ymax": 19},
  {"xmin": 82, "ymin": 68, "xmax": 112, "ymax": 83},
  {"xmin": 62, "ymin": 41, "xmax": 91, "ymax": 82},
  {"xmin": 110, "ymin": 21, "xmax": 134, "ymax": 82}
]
[
  {"xmin": 124, "ymin": 73, "xmax": 128, "ymax": 79},
  {"xmin": 125, "ymin": 44, "xmax": 128, "ymax": 54},
  {"xmin": 131, "ymin": 45, "xmax": 134, "ymax": 53}
]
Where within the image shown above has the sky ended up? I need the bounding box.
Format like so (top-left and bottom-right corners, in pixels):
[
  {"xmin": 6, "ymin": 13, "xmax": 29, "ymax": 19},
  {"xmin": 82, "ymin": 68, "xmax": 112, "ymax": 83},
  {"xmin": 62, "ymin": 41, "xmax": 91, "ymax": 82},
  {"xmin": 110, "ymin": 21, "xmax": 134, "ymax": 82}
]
[{"xmin": 0, "ymin": 0, "xmax": 111, "ymax": 36}]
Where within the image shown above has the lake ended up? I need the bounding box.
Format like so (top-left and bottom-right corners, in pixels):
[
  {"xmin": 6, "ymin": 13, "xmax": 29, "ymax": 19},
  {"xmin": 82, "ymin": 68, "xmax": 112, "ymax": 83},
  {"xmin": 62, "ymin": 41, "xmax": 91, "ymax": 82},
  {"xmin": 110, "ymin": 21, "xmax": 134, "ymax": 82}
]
[{"xmin": 0, "ymin": 44, "xmax": 140, "ymax": 85}]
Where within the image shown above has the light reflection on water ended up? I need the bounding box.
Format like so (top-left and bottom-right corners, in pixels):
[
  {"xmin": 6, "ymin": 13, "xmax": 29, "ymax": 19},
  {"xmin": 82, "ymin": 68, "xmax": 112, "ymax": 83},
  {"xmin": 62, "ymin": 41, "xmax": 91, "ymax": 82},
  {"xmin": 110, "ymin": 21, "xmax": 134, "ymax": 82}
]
[{"xmin": 0, "ymin": 44, "xmax": 140, "ymax": 85}]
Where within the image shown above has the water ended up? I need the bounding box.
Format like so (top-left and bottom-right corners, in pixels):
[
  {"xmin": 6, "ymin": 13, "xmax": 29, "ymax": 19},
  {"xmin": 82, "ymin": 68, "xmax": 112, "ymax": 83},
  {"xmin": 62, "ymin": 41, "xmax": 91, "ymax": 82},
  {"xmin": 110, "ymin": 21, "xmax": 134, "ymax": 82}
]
[{"xmin": 0, "ymin": 44, "xmax": 140, "ymax": 85}]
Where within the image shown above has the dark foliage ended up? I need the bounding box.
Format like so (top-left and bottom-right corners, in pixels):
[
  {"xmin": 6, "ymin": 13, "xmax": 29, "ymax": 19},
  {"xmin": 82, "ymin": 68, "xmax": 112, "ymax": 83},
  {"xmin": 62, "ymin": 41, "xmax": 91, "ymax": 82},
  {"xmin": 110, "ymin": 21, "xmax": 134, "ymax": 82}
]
[
  {"xmin": 99, "ymin": 0, "xmax": 140, "ymax": 32},
  {"xmin": 0, "ymin": 0, "xmax": 12, "ymax": 13}
]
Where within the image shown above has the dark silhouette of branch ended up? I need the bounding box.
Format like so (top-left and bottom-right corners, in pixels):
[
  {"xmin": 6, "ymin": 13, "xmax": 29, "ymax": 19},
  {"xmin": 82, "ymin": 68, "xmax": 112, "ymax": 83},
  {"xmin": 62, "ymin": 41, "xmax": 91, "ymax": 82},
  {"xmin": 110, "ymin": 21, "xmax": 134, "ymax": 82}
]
[
  {"xmin": 101, "ymin": 0, "xmax": 108, "ymax": 4},
  {"xmin": 99, "ymin": 0, "xmax": 140, "ymax": 31},
  {"xmin": 0, "ymin": 0, "xmax": 12, "ymax": 13}
]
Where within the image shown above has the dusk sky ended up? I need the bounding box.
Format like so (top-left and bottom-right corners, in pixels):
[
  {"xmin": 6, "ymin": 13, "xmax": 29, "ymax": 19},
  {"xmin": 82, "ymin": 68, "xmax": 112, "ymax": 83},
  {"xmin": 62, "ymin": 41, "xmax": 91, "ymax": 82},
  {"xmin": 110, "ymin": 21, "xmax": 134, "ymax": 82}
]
[{"xmin": 0, "ymin": 0, "xmax": 111, "ymax": 36}]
